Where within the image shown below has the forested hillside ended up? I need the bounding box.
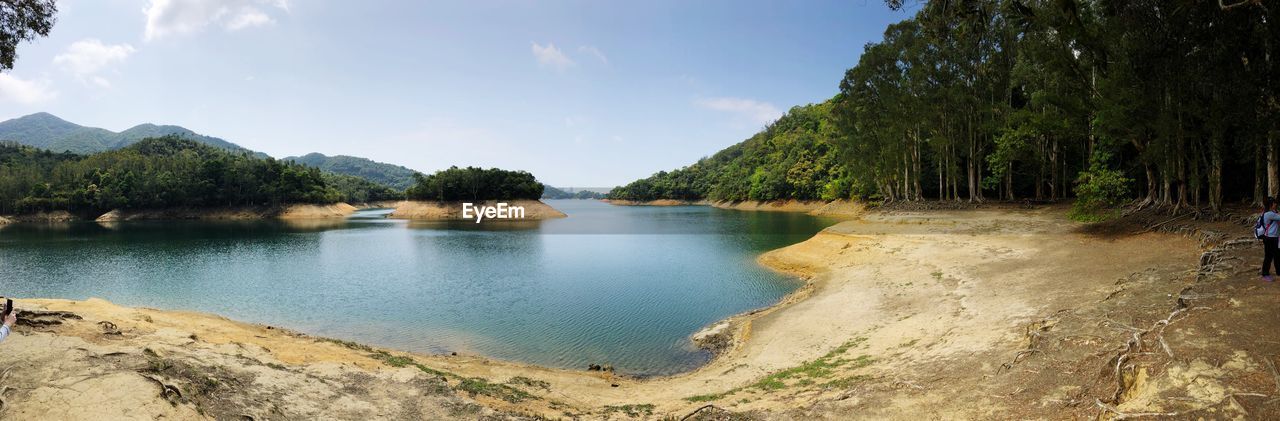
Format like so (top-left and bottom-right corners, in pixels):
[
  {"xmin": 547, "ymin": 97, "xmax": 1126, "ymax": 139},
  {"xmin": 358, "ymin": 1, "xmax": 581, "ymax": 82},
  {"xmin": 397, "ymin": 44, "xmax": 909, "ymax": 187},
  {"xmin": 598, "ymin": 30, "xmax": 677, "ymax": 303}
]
[
  {"xmin": 542, "ymin": 185, "xmax": 607, "ymax": 200},
  {"xmin": 0, "ymin": 136, "xmax": 399, "ymax": 216},
  {"xmin": 608, "ymin": 102, "xmax": 846, "ymax": 202},
  {"xmin": 613, "ymin": 0, "xmax": 1279, "ymax": 218},
  {"xmin": 285, "ymin": 153, "xmax": 420, "ymax": 190}
]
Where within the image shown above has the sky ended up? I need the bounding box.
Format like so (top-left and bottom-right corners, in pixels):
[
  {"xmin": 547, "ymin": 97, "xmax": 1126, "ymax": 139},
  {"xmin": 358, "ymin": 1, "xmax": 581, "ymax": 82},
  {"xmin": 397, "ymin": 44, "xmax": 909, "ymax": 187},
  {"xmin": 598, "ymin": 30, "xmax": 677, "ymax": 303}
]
[{"xmin": 0, "ymin": 0, "xmax": 914, "ymax": 187}]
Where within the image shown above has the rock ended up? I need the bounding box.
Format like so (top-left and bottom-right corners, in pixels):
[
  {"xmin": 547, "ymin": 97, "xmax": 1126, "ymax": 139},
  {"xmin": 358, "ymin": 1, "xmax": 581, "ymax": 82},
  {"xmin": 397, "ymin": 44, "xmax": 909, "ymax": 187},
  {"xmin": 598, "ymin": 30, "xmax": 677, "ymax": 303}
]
[
  {"xmin": 587, "ymin": 364, "xmax": 601, "ymax": 371},
  {"xmin": 692, "ymin": 322, "xmax": 734, "ymax": 354},
  {"xmin": 95, "ymin": 209, "xmax": 123, "ymax": 222},
  {"xmin": 602, "ymin": 364, "xmax": 614, "ymax": 372}
]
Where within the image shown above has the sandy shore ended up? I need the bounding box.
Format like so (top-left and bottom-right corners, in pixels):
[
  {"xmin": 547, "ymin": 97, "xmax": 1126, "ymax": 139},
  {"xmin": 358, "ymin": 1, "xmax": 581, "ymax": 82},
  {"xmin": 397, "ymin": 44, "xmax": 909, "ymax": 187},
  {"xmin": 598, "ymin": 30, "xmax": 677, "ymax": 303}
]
[
  {"xmin": 4, "ymin": 205, "xmax": 1275, "ymax": 419},
  {"xmin": 606, "ymin": 198, "xmax": 864, "ymax": 218}
]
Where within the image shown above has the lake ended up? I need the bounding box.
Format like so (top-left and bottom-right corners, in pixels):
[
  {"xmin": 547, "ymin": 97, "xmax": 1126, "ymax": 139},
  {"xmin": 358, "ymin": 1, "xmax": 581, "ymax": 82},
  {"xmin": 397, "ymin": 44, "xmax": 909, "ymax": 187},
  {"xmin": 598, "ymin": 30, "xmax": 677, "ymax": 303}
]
[{"xmin": 0, "ymin": 200, "xmax": 835, "ymax": 376}]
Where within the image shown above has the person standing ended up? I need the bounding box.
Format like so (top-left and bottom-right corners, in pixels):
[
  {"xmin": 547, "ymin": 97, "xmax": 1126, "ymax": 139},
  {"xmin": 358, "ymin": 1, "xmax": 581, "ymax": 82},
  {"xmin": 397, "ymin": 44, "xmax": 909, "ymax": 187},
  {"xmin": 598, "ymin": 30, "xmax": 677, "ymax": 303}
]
[
  {"xmin": 1261, "ymin": 197, "xmax": 1280, "ymax": 282},
  {"xmin": 0, "ymin": 308, "xmax": 15, "ymax": 342}
]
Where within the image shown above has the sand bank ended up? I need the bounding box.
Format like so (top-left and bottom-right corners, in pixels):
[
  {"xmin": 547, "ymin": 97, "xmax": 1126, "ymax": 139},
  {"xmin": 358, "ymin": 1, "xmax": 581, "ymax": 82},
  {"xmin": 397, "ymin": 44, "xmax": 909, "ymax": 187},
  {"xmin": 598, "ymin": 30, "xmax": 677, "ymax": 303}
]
[
  {"xmin": 93, "ymin": 203, "xmax": 358, "ymax": 221},
  {"xmin": 386, "ymin": 199, "xmax": 566, "ymax": 220},
  {"xmin": 5, "ymin": 205, "xmax": 1271, "ymax": 419},
  {"xmin": 606, "ymin": 198, "xmax": 865, "ymax": 218}
]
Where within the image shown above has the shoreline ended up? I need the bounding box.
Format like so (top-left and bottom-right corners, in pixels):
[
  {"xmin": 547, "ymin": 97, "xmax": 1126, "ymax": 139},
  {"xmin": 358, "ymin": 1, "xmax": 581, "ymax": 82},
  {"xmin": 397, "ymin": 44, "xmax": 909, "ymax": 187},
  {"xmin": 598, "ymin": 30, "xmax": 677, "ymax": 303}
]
[
  {"xmin": 4, "ymin": 204, "xmax": 1248, "ymax": 419},
  {"xmin": 606, "ymin": 198, "xmax": 865, "ymax": 218}
]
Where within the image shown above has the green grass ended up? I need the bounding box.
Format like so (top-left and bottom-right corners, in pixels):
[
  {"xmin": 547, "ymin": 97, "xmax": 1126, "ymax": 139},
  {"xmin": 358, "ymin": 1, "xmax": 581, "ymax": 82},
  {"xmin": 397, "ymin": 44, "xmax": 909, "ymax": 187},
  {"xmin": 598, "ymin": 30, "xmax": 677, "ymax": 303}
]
[
  {"xmin": 458, "ymin": 377, "xmax": 535, "ymax": 403},
  {"xmin": 368, "ymin": 351, "xmax": 451, "ymax": 378},
  {"xmin": 746, "ymin": 338, "xmax": 872, "ymax": 391},
  {"xmin": 366, "ymin": 350, "xmax": 536, "ymax": 402},
  {"xmin": 506, "ymin": 376, "xmax": 551, "ymax": 390},
  {"xmin": 318, "ymin": 337, "xmax": 374, "ymax": 352},
  {"xmin": 823, "ymin": 374, "xmax": 872, "ymax": 388},
  {"xmin": 602, "ymin": 403, "xmax": 655, "ymax": 417},
  {"xmin": 685, "ymin": 389, "xmax": 740, "ymax": 402},
  {"xmin": 682, "ymin": 337, "xmax": 876, "ymax": 402}
]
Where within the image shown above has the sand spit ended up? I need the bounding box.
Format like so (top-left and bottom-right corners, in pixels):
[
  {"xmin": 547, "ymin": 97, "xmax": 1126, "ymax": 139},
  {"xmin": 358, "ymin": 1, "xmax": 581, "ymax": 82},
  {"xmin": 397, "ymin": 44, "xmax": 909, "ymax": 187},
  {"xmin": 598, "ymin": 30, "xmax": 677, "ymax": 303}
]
[
  {"xmin": 4, "ymin": 205, "xmax": 1275, "ymax": 419},
  {"xmin": 386, "ymin": 200, "xmax": 566, "ymax": 220}
]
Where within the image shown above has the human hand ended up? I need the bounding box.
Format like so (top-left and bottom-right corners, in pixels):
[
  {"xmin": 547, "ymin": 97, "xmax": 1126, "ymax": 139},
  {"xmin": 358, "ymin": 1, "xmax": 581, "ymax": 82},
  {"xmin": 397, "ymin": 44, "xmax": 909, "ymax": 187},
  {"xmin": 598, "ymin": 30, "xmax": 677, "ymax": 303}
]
[{"xmin": 4, "ymin": 311, "xmax": 15, "ymax": 327}]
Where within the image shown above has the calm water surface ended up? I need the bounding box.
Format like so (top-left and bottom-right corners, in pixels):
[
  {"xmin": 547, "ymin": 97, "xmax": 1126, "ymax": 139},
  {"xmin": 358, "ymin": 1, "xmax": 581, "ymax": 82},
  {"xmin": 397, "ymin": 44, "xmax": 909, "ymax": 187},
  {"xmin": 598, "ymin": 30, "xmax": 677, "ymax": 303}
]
[{"xmin": 0, "ymin": 200, "xmax": 834, "ymax": 375}]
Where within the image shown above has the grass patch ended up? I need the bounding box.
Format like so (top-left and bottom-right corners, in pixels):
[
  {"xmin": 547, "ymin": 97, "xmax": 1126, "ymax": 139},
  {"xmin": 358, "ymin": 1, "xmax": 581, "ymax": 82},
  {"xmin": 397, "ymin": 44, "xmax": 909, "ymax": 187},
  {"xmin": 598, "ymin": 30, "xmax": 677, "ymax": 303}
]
[
  {"xmin": 506, "ymin": 376, "xmax": 551, "ymax": 390},
  {"xmin": 685, "ymin": 388, "xmax": 740, "ymax": 402},
  {"xmin": 824, "ymin": 374, "xmax": 873, "ymax": 388},
  {"xmin": 602, "ymin": 403, "xmax": 655, "ymax": 417},
  {"xmin": 368, "ymin": 350, "xmax": 451, "ymax": 378},
  {"xmin": 365, "ymin": 350, "xmax": 539, "ymax": 402},
  {"xmin": 746, "ymin": 338, "xmax": 873, "ymax": 391},
  {"xmin": 458, "ymin": 377, "xmax": 534, "ymax": 403},
  {"xmin": 318, "ymin": 337, "xmax": 375, "ymax": 352}
]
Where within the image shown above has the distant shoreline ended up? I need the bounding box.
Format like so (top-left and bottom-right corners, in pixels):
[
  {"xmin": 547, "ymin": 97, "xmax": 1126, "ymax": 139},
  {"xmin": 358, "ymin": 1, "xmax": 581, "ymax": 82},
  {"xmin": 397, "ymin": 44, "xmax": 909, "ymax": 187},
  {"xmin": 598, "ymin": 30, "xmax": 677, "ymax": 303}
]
[
  {"xmin": 0, "ymin": 199, "xmax": 570, "ymax": 224},
  {"xmin": 605, "ymin": 198, "xmax": 864, "ymax": 217}
]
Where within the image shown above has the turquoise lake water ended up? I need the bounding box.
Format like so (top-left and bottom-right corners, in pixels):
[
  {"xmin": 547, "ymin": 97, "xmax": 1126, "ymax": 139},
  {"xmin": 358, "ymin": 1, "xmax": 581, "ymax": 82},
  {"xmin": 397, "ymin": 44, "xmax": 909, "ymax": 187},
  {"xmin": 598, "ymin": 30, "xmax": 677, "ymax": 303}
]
[{"xmin": 0, "ymin": 200, "xmax": 835, "ymax": 375}]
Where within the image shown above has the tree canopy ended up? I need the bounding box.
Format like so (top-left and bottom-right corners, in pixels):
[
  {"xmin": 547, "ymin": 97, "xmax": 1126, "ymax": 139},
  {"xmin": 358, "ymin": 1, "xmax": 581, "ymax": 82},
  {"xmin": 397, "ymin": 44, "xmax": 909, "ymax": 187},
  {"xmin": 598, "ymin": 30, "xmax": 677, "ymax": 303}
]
[
  {"xmin": 405, "ymin": 166, "xmax": 544, "ymax": 201},
  {"xmin": 608, "ymin": 102, "xmax": 846, "ymax": 202},
  {"xmin": 0, "ymin": 136, "xmax": 400, "ymax": 216},
  {"xmin": 612, "ymin": 0, "xmax": 1280, "ymax": 219},
  {"xmin": 0, "ymin": 0, "xmax": 56, "ymax": 71}
]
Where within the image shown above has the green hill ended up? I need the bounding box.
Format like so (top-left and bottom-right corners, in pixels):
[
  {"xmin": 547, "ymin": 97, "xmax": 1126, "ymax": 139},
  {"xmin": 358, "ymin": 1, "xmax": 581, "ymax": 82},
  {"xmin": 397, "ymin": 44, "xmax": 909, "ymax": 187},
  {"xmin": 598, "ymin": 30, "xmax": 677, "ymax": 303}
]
[
  {"xmin": 0, "ymin": 112, "xmax": 263, "ymax": 156},
  {"xmin": 0, "ymin": 136, "xmax": 399, "ymax": 215},
  {"xmin": 608, "ymin": 101, "xmax": 846, "ymax": 202},
  {"xmin": 543, "ymin": 186, "xmax": 607, "ymax": 200},
  {"xmin": 283, "ymin": 153, "xmax": 419, "ymax": 191}
]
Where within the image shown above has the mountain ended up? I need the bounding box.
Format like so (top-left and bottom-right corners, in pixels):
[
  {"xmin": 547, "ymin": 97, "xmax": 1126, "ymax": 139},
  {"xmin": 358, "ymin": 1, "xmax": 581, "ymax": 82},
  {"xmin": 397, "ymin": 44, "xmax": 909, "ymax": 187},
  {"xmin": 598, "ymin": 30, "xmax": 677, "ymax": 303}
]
[
  {"xmin": 542, "ymin": 186, "xmax": 608, "ymax": 200},
  {"xmin": 0, "ymin": 112, "xmax": 262, "ymax": 156},
  {"xmin": 284, "ymin": 153, "xmax": 420, "ymax": 191}
]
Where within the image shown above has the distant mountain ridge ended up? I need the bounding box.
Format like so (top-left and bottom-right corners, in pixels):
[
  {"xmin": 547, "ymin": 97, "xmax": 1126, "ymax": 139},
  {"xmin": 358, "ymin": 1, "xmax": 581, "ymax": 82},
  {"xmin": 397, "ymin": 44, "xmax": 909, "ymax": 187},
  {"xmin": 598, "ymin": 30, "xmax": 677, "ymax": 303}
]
[
  {"xmin": 0, "ymin": 112, "xmax": 428, "ymax": 191},
  {"xmin": 283, "ymin": 153, "xmax": 420, "ymax": 191},
  {"xmin": 0, "ymin": 112, "xmax": 261, "ymax": 156}
]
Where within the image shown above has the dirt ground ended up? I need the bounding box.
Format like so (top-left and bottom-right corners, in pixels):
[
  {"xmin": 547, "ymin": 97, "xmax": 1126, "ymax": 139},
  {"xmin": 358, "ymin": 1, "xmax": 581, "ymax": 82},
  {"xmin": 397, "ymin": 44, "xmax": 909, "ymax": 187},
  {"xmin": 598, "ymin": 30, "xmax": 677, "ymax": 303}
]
[{"xmin": 0, "ymin": 204, "xmax": 1273, "ymax": 420}]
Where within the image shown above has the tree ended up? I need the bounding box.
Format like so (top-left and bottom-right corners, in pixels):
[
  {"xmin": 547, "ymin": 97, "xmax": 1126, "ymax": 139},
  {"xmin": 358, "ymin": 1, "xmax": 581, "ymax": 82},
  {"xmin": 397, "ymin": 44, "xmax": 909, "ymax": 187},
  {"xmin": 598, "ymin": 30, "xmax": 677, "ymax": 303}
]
[{"xmin": 0, "ymin": 0, "xmax": 57, "ymax": 71}]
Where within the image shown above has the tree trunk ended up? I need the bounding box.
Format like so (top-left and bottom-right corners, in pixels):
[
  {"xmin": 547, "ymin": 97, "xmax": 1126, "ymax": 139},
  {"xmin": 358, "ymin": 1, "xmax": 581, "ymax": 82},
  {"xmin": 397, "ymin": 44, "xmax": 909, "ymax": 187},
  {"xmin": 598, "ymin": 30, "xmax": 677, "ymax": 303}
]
[
  {"xmin": 1269, "ymin": 129, "xmax": 1278, "ymax": 197},
  {"xmin": 1210, "ymin": 136, "xmax": 1223, "ymax": 214}
]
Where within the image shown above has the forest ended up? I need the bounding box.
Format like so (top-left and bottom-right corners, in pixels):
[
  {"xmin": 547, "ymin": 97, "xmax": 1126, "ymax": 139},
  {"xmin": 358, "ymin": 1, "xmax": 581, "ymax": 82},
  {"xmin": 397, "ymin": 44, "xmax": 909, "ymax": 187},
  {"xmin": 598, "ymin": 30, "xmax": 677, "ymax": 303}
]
[
  {"xmin": 405, "ymin": 166, "xmax": 544, "ymax": 202},
  {"xmin": 542, "ymin": 185, "xmax": 608, "ymax": 200},
  {"xmin": 0, "ymin": 136, "xmax": 401, "ymax": 216},
  {"xmin": 611, "ymin": 0, "xmax": 1279, "ymax": 219},
  {"xmin": 608, "ymin": 102, "xmax": 845, "ymax": 203}
]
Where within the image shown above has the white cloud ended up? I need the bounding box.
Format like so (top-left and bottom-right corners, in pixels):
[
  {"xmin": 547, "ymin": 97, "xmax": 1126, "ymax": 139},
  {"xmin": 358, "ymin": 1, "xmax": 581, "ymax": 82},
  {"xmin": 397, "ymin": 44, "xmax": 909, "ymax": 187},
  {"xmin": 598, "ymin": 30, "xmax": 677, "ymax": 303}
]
[
  {"xmin": 695, "ymin": 97, "xmax": 783, "ymax": 125},
  {"xmin": 225, "ymin": 9, "xmax": 273, "ymax": 30},
  {"xmin": 531, "ymin": 42, "xmax": 574, "ymax": 72},
  {"xmin": 53, "ymin": 39, "xmax": 135, "ymax": 87},
  {"xmin": 578, "ymin": 46, "xmax": 608, "ymax": 65},
  {"xmin": 0, "ymin": 74, "xmax": 57, "ymax": 104},
  {"xmin": 143, "ymin": 0, "xmax": 288, "ymax": 41}
]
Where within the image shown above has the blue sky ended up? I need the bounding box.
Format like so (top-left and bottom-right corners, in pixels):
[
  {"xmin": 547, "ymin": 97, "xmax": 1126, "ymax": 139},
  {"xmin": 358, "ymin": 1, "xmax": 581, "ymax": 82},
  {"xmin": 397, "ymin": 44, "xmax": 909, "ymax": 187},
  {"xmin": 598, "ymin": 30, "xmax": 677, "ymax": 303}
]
[{"xmin": 0, "ymin": 0, "xmax": 912, "ymax": 187}]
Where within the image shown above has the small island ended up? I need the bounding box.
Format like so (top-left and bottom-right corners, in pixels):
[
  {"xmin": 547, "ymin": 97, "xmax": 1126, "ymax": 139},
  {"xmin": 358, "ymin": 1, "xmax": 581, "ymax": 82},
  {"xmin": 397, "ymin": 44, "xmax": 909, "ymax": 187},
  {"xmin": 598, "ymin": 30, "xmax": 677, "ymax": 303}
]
[{"xmin": 387, "ymin": 166, "xmax": 566, "ymax": 220}]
